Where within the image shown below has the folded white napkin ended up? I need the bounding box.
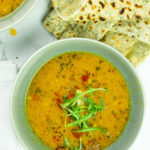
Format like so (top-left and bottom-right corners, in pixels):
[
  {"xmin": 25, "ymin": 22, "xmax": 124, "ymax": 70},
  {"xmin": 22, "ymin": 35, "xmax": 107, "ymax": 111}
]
[{"xmin": 0, "ymin": 60, "xmax": 24, "ymax": 150}]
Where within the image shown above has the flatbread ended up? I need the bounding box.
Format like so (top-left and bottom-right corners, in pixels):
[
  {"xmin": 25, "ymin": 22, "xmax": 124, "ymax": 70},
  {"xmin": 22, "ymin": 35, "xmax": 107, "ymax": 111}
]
[
  {"xmin": 112, "ymin": 18, "xmax": 150, "ymax": 44},
  {"xmin": 101, "ymin": 31, "xmax": 137, "ymax": 55},
  {"xmin": 53, "ymin": 0, "xmax": 150, "ymax": 21},
  {"xmin": 46, "ymin": 0, "xmax": 150, "ymax": 41},
  {"xmin": 100, "ymin": 31, "xmax": 150, "ymax": 66},
  {"xmin": 43, "ymin": 0, "xmax": 150, "ymax": 66},
  {"xmin": 43, "ymin": 10, "xmax": 70, "ymax": 39},
  {"xmin": 108, "ymin": 0, "xmax": 150, "ymax": 21},
  {"xmin": 126, "ymin": 41, "xmax": 150, "ymax": 66},
  {"xmin": 52, "ymin": 0, "xmax": 84, "ymax": 19},
  {"xmin": 43, "ymin": 10, "xmax": 115, "ymax": 40},
  {"xmin": 61, "ymin": 20, "xmax": 115, "ymax": 40}
]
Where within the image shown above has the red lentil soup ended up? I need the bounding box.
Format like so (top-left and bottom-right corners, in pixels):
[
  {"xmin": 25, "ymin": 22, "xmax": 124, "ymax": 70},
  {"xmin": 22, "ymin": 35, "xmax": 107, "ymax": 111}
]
[
  {"xmin": 26, "ymin": 52, "xmax": 130, "ymax": 150},
  {"xmin": 0, "ymin": 0, "xmax": 24, "ymax": 18}
]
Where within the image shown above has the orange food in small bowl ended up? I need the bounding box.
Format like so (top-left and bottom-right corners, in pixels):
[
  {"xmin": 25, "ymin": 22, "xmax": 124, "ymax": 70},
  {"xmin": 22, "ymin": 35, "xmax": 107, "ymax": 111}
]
[{"xmin": 0, "ymin": 0, "xmax": 24, "ymax": 18}]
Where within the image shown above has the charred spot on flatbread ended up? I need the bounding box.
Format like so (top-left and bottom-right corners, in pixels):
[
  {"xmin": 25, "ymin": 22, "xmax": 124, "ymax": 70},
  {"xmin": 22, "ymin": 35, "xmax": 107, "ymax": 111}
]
[
  {"xmin": 134, "ymin": 4, "xmax": 142, "ymax": 9},
  {"xmin": 99, "ymin": 1, "xmax": 105, "ymax": 9},
  {"xmin": 127, "ymin": 7, "xmax": 132, "ymax": 12},
  {"xmin": 92, "ymin": 5, "xmax": 97, "ymax": 10},
  {"xmin": 73, "ymin": 34, "xmax": 77, "ymax": 37},
  {"xmin": 101, "ymin": 29, "xmax": 106, "ymax": 33},
  {"xmin": 80, "ymin": 7, "xmax": 85, "ymax": 12},
  {"xmin": 89, "ymin": 25, "xmax": 93, "ymax": 29},
  {"xmin": 111, "ymin": 2, "xmax": 116, "ymax": 9},
  {"xmin": 80, "ymin": 25, "xmax": 83, "ymax": 29},
  {"xmin": 127, "ymin": 14, "xmax": 130, "ymax": 19},
  {"xmin": 88, "ymin": 0, "xmax": 93, "ymax": 5},
  {"xmin": 144, "ymin": 21, "xmax": 148, "ymax": 25},
  {"xmin": 87, "ymin": 14, "xmax": 91, "ymax": 20},
  {"xmin": 126, "ymin": 1, "xmax": 131, "ymax": 5},
  {"xmin": 94, "ymin": 20, "xmax": 98, "ymax": 24},
  {"xmin": 99, "ymin": 16, "xmax": 106, "ymax": 21},
  {"xmin": 82, "ymin": 21, "xmax": 86, "ymax": 24},
  {"xmin": 135, "ymin": 15, "xmax": 142, "ymax": 19},
  {"xmin": 119, "ymin": 0, "xmax": 124, "ymax": 3},
  {"xmin": 79, "ymin": 15, "xmax": 84, "ymax": 20},
  {"xmin": 119, "ymin": 8, "xmax": 125, "ymax": 15}
]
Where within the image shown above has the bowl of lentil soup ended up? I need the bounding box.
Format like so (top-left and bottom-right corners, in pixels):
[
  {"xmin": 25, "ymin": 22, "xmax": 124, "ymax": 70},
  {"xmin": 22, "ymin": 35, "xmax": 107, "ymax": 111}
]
[
  {"xmin": 0, "ymin": 0, "xmax": 37, "ymax": 31},
  {"xmin": 11, "ymin": 38, "xmax": 144, "ymax": 150}
]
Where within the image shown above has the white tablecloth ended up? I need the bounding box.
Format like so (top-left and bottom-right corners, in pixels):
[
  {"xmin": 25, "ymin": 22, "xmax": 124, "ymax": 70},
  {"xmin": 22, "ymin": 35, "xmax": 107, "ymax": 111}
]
[{"xmin": 0, "ymin": 60, "xmax": 24, "ymax": 150}]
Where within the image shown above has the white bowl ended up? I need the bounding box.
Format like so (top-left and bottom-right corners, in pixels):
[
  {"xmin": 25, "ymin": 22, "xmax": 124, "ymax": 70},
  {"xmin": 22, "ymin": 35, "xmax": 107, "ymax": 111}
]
[{"xmin": 0, "ymin": 0, "xmax": 37, "ymax": 31}]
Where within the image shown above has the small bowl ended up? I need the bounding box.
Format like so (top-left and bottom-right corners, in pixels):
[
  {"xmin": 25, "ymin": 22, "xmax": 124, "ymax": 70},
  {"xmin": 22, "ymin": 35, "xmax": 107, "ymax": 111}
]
[
  {"xmin": 0, "ymin": 0, "xmax": 37, "ymax": 31},
  {"xmin": 11, "ymin": 38, "xmax": 144, "ymax": 150}
]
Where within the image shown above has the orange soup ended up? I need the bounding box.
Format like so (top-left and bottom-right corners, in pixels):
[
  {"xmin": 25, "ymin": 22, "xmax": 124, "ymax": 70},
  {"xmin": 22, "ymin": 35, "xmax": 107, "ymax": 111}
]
[
  {"xmin": 0, "ymin": 0, "xmax": 24, "ymax": 18},
  {"xmin": 26, "ymin": 52, "xmax": 130, "ymax": 150}
]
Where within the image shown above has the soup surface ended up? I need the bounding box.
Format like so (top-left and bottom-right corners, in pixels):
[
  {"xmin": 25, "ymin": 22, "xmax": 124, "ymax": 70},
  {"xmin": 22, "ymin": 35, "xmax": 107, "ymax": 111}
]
[
  {"xmin": 0, "ymin": 0, "xmax": 24, "ymax": 18},
  {"xmin": 26, "ymin": 52, "xmax": 130, "ymax": 150}
]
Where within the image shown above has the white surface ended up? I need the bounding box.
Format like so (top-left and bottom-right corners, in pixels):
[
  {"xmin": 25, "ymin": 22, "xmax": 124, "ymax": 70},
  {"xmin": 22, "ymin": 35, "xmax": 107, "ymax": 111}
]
[
  {"xmin": 0, "ymin": 0, "xmax": 150, "ymax": 149},
  {"xmin": 0, "ymin": 0, "xmax": 55, "ymax": 68},
  {"xmin": 0, "ymin": 61, "xmax": 24, "ymax": 150}
]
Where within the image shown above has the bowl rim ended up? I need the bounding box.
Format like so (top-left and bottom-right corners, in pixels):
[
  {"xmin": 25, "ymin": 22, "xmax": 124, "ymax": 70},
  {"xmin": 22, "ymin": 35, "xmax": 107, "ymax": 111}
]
[
  {"xmin": 11, "ymin": 38, "xmax": 145, "ymax": 150},
  {"xmin": 0, "ymin": 0, "xmax": 37, "ymax": 32}
]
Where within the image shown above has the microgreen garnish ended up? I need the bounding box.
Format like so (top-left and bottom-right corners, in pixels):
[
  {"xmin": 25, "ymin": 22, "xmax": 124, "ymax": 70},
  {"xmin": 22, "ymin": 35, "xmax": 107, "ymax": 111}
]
[
  {"xmin": 62, "ymin": 88, "xmax": 108, "ymax": 107},
  {"xmin": 64, "ymin": 137, "xmax": 82, "ymax": 150},
  {"xmin": 73, "ymin": 127, "xmax": 108, "ymax": 135},
  {"xmin": 79, "ymin": 137, "xmax": 82, "ymax": 150},
  {"xmin": 64, "ymin": 136, "xmax": 71, "ymax": 149},
  {"xmin": 73, "ymin": 147, "xmax": 78, "ymax": 150},
  {"xmin": 66, "ymin": 113, "xmax": 93, "ymax": 127},
  {"xmin": 61, "ymin": 87, "xmax": 109, "ymax": 135}
]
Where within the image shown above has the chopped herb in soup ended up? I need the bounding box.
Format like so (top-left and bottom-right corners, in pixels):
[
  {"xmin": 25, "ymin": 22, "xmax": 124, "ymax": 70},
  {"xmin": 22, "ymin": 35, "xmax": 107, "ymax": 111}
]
[
  {"xmin": 0, "ymin": 0, "xmax": 24, "ymax": 18},
  {"xmin": 26, "ymin": 52, "xmax": 130, "ymax": 150}
]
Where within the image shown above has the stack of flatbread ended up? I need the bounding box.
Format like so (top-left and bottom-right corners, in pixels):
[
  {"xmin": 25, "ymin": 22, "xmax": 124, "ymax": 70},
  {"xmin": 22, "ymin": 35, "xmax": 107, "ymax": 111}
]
[{"xmin": 43, "ymin": 0, "xmax": 150, "ymax": 66}]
